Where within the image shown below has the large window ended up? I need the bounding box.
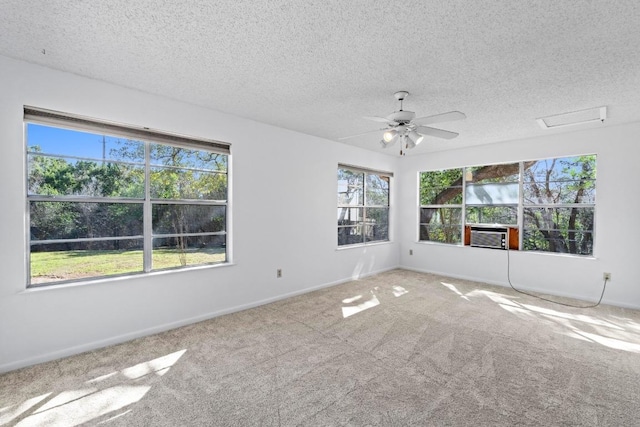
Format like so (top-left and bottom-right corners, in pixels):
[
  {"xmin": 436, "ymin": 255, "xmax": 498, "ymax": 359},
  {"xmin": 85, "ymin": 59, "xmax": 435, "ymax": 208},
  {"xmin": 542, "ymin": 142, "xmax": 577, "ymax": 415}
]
[
  {"xmin": 522, "ymin": 156, "xmax": 595, "ymax": 255},
  {"xmin": 419, "ymin": 155, "xmax": 596, "ymax": 255},
  {"xmin": 337, "ymin": 165, "xmax": 391, "ymax": 246},
  {"xmin": 26, "ymin": 107, "xmax": 230, "ymax": 286},
  {"xmin": 419, "ymin": 169, "xmax": 463, "ymax": 244}
]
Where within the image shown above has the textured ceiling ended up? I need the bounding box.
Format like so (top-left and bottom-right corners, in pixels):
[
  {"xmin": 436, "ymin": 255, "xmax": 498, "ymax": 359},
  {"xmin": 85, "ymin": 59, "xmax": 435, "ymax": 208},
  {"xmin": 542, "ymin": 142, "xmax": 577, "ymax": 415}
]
[{"xmin": 1, "ymin": 1, "xmax": 640, "ymax": 156}]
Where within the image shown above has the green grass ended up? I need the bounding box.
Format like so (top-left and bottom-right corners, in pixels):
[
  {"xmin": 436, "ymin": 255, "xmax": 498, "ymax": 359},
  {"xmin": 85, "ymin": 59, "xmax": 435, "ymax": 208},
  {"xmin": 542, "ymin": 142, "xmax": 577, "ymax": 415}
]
[{"xmin": 30, "ymin": 248, "xmax": 226, "ymax": 284}]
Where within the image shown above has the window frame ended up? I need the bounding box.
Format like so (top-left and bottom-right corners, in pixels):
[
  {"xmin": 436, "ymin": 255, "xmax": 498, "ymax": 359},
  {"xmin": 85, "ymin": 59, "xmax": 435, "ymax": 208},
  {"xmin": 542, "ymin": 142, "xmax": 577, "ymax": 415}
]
[
  {"xmin": 25, "ymin": 106, "xmax": 231, "ymax": 287},
  {"xmin": 418, "ymin": 154, "xmax": 597, "ymax": 256},
  {"xmin": 337, "ymin": 164, "xmax": 392, "ymax": 247},
  {"xmin": 520, "ymin": 156, "xmax": 596, "ymax": 255},
  {"xmin": 418, "ymin": 168, "xmax": 464, "ymax": 244}
]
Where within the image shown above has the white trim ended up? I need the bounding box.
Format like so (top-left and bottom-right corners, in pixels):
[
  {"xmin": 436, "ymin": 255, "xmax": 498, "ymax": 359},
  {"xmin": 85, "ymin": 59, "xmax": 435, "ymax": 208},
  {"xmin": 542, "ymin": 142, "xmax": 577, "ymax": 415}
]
[
  {"xmin": 1, "ymin": 265, "xmax": 396, "ymax": 373},
  {"xmin": 22, "ymin": 262, "xmax": 235, "ymax": 293},
  {"xmin": 399, "ymin": 265, "xmax": 637, "ymax": 310},
  {"xmin": 338, "ymin": 163, "xmax": 393, "ymax": 178},
  {"xmin": 336, "ymin": 240, "xmax": 394, "ymax": 250}
]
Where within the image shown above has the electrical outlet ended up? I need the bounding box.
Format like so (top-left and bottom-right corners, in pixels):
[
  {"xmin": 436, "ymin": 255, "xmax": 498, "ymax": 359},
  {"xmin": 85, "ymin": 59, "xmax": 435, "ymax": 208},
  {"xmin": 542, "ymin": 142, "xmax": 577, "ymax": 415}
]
[
  {"xmin": 277, "ymin": 269, "xmax": 282, "ymax": 278},
  {"xmin": 603, "ymin": 272, "xmax": 611, "ymax": 281},
  {"xmin": 409, "ymin": 249, "xmax": 413, "ymax": 255}
]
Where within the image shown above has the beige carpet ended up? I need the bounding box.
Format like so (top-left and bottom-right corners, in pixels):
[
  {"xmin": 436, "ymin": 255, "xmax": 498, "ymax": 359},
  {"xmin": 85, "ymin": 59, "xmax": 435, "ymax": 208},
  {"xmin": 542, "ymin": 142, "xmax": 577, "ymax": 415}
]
[{"xmin": 2, "ymin": 269, "xmax": 640, "ymax": 426}]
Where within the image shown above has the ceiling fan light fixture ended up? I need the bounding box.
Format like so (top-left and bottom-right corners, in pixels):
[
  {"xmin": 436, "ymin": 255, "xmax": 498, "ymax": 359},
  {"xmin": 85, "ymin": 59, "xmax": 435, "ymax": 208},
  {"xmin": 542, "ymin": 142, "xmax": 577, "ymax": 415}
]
[
  {"xmin": 408, "ymin": 130, "xmax": 424, "ymax": 146},
  {"xmin": 382, "ymin": 129, "xmax": 398, "ymax": 143}
]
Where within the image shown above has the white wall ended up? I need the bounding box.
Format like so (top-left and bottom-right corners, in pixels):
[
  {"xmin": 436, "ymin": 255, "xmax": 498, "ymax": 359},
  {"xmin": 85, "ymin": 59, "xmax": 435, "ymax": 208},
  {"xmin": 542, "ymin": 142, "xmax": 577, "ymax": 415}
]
[
  {"xmin": 0, "ymin": 56, "xmax": 400, "ymax": 372},
  {"xmin": 2, "ymin": 53, "xmax": 639, "ymax": 373},
  {"xmin": 397, "ymin": 123, "xmax": 640, "ymax": 309}
]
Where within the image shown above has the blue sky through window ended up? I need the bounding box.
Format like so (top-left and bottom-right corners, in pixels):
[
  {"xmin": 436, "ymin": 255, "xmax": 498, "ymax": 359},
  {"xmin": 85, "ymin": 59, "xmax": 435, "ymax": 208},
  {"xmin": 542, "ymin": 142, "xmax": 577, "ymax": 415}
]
[{"xmin": 26, "ymin": 124, "xmax": 144, "ymax": 162}]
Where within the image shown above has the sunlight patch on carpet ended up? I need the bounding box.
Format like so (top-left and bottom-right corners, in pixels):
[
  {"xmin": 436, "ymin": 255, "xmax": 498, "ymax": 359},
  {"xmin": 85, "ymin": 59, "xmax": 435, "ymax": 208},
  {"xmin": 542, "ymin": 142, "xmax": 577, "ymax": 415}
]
[
  {"xmin": 342, "ymin": 294, "xmax": 380, "ymax": 318},
  {"xmin": 440, "ymin": 282, "xmax": 470, "ymax": 301},
  {"xmin": 5, "ymin": 349, "xmax": 187, "ymax": 426}
]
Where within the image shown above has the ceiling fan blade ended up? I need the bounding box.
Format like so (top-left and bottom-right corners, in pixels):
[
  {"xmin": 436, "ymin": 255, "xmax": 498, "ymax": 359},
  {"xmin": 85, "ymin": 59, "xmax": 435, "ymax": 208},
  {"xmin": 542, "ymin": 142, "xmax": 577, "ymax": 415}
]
[
  {"xmin": 338, "ymin": 128, "xmax": 384, "ymax": 140},
  {"xmin": 363, "ymin": 116, "xmax": 398, "ymax": 125},
  {"xmin": 416, "ymin": 126, "xmax": 459, "ymax": 140},
  {"xmin": 412, "ymin": 111, "xmax": 466, "ymax": 126}
]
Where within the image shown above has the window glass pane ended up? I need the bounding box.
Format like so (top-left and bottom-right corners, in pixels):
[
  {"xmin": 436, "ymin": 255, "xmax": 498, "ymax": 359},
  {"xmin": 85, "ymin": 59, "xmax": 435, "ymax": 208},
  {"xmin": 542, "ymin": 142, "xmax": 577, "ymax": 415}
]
[
  {"xmin": 420, "ymin": 169, "xmax": 463, "ymax": 205},
  {"xmin": 421, "ymin": 169, "xmax": 463, "ymax": 188},
  {"xmin": 523, "ymin": 155, "xmax": 596, "ymax": 184},
  {"xmin": 153, "ymin": 204, "xmax": 225, "ymax": 234},
  {"xmin": 150, "ymin": 167, "xmax": 227, "ymax": 200},
  {"xmin": 523, "ymin": 230, "xmax": 593, "ymax": 255},
  {"xmin": 466, "ymin": 162, "xmax": 519, "ymax": 184},
  {"xmin": 365, "ymin": 208, "xmax": 389, "ymax": 242},
  {"xmin": 465, "ymin": 182, "xmax": 519, "ymax": 205},
  {"xmin": 30, "ymin": 239, "xmax": 144, "ymax": 285},
  {"xmin": 338, "ymin": 224, "xmax": 364, "ymax": 246},
  {"xmin": 419, "ymin": 224, "xmax": 462, "ymax": 244},
  {"xmin": 28, "ymin": 155, "xmax": 145, "ymax": 198},
  {"xmin": 523, "ymin": 207, "xmax": 594, "ymax": 255},
  {"xmin": 153, "ymin": 235, "xmax": 226, "ymax": 269},
  {"xmin": 419, "ymin": 208, "xmax": 462, "ymax": 244},
  {"xmin": 365, "ymin": 174, "xmax": 389, "ymax": 206},
  {"xmin": 338, "ymin": 207, "xmax": 363, "ymax": 225},
  {"xmin": 26, "ymin": 124, "xmax": 146, "ymax": 163},
  {"xmin": 466, "ymin": 206, "xmax": 517, "ymax": 225},
  {"xmin": 337, "ymin": 169, "xmax": 364, "ymax": 205},
  {"xmin": 30, "ymin": 201, "xmax": 143, "ymax": 240},
  {"xmin": 421, "ymin": 186, "xmax": 463, "ymax": 205},
  {"xmin": 365, "ymin": 224, "xmax": 388, "ymax": 242},
  {"xmin": 420, "ymin": 207, "xmax": 462, "ymax": 224},
  {"xmin": 150, "ymin": 144, "xmax": 227, "ymax": 171},
  {"xmin": 523, "ymin": 181, "xmax": 595, "ymax": 204},
  {"xmin": 523, "ymin": 207, "xmax": 594, "ymax": 230}
]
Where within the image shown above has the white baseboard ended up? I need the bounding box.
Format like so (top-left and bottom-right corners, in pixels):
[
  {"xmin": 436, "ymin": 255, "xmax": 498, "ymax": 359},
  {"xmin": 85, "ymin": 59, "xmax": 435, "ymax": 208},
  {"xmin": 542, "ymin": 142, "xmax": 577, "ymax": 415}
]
[
  {"xmin": 0, "ymin": 265, "xmax": 398, "ymax": 374},
  {"xmin": 399, "ymin": 265, "xmax": 640, "ymax": 310}
]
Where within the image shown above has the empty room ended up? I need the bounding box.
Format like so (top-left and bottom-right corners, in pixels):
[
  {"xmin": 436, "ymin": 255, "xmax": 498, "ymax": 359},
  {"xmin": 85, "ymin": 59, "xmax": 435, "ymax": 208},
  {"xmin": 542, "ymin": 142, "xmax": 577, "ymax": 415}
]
[{"xmin": 1, "ymin": 1, "xmax": 640, "ymax": 426}]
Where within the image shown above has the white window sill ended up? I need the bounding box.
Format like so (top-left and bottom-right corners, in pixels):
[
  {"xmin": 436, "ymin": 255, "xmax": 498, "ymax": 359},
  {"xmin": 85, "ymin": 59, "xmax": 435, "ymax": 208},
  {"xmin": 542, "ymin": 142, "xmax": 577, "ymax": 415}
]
[
  {"xmin": 336, "ymin": 240, "xmax": 393, "ymax": 251},
  {"xmin": 22, "ymin": 262, "xmax": 236, "ymax": 293}
]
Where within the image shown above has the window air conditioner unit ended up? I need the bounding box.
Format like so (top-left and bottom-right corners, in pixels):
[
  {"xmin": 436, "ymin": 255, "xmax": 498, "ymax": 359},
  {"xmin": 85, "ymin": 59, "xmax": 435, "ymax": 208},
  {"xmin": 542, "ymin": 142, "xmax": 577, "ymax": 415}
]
[{"xmin": 470, "ymin": 225, "xmax": 507, "ymax": 250}]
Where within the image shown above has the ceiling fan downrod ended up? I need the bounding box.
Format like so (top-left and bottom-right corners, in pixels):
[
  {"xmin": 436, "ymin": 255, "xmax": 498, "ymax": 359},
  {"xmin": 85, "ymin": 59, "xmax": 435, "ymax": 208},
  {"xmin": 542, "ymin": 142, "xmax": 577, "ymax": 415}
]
[{"xmin": 394, "ymin": 91, "xmax": 409, "ymax": 111}]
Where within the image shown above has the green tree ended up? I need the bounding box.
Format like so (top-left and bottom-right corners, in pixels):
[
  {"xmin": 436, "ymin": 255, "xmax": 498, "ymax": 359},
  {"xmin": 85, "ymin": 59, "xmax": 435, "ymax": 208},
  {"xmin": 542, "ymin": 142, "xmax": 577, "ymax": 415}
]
[
  {"xmin": 420, "ymin": 157, "xmax": 595, "ymax": 254},
  {"xmin": 523, "ymin": 156, "xmax": 595, "ymax": 254},
  {"xmin": 28, "ymin": 143, "xmax": 145, "ymax": 250}
]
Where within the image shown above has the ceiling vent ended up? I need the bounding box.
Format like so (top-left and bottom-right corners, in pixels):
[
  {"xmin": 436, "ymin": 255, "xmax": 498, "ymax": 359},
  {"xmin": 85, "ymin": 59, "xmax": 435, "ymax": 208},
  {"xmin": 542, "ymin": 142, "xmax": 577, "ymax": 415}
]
[{"xmin": 537, "ymin": 106, "xmax": 606, "ymax": 129}]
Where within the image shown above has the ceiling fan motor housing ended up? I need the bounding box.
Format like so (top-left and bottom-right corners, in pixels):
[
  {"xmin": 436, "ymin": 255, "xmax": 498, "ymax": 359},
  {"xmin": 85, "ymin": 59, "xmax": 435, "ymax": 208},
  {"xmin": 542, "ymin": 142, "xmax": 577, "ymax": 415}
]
[{"xmin": 388, "ymin": 110, "xmax": 416, "ymax": 124}]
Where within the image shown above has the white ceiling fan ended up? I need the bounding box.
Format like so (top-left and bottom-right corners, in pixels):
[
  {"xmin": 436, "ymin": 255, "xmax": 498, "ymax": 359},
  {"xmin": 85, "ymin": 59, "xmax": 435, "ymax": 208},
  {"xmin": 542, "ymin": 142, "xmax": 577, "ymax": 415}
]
[{"xmin": 340, "ymin": 91, "xmax": 466, "ymax": 154}]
